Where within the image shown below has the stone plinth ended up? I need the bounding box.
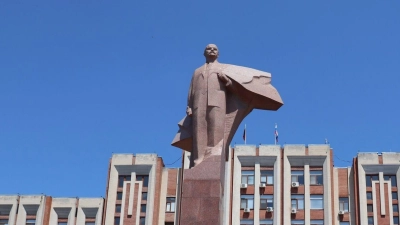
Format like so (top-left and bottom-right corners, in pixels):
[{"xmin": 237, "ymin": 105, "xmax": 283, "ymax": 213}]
[{"xmin": 179, "ymin": 155, "xmax": 222, "ymax": 225}]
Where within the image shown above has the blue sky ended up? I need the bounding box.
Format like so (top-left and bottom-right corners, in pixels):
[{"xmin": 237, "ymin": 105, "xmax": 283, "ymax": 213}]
[{"xmin": 1, "ymin": 1, "xmax": 399, "ymax": 197}]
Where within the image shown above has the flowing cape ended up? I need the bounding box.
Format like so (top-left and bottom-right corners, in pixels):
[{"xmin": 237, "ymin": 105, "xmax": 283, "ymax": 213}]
[{"xmin": 171, "ymin": 64, "xmax": 284, "ymax": 160}]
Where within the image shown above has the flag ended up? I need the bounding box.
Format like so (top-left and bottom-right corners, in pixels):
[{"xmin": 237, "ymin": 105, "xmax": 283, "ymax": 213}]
[
  {"xmin": 243, "ymin": 124, "xmax": 246, "ymax": 144},
  {"xmin": 274, "ymin": 124, "xmax": 278, "ymax": 144}
]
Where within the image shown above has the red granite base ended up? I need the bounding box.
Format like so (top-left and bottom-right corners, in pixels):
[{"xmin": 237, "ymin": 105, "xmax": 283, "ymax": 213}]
[{"xmin": 179, "ymin": 155, "xmax": 222, "ymax": 225}]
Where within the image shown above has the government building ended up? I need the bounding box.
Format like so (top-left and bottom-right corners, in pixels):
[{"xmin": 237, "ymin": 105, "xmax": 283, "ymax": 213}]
[{"xmin": 1, "ymin": 144, "xmax": 399, "ymax": 225}]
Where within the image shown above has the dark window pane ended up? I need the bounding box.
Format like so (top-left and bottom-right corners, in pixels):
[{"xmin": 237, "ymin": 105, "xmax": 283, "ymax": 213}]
[
  {"xmin": 385, "ymin": 175, "xmax": 390, "ymax": 180},
  {"xmin": 142, "ymin": 192, "xmax": 148, "ymax": 200},
  {"xmin": 372, "ymin": 175, "xmax": 379, "ymax": 181},
  {"xmin": 143, "ymin": 176, "xmax": 149, "ymax": 187},
  {"xmin": 394, "ymin": 204, "xmax": 398, "ymax": 213},
  {"xmin": 117, "ymin": 192, "xmax": 123, "ymax": 200},
  {"xmin": 115, "ymin": 204, "xmax": 121, "ymax": 213},
  {"xmin": 367, "ymin": 204, "xmax": 373, "ymax": 212},
  {"xmin": 393, "ymin": 192, "xmax": 398, "ymax": 200},
  {"xmin": 141, "ymin": 204, "xmax": 146, "ymax": 213},
  {"xmin": 367, "ymin": 192, "xmax": 373, "ymax": 200},
  {"xmin": 260, "ymin": 199, "xmax": 267, "ymax": 209},
  {"xmin": 366, "ymin": 175, "xmax": 372, "ymax": 187},
  {"xmin": 392, "ymin": 176, "xmax": 398, "ymax": 187},
  {"xmin": 368, "ymin": 216, "xmax": 373, "ymax": 224},
  {"xmin": 118, "ymin": 176, "xmax": 124, "ymax": 187},
  {"xmin": 394, "ymin": 216, "xmax": 399, "ymax": 224},
  {"xmin": 140, "ymin": 217, "xmax": 145, "ymax": 225},
  {"xmin": 114, "ymin": 217, "xmax": 120, "ymax": 225},
  {"xmin": 298, "ymin": 176, "xmax": 304, "ymax": 185}
]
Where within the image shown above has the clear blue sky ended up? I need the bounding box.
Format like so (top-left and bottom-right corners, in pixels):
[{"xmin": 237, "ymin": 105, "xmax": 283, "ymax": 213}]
[{"xmin": 1, "ymin": 1, "xmax": 399, "ymax": 197}]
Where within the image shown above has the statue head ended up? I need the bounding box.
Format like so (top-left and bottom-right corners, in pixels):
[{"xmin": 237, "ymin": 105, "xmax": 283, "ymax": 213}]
[{"xmin": 204, "ymin": 44, "xmax": 219, "ymax": 62}]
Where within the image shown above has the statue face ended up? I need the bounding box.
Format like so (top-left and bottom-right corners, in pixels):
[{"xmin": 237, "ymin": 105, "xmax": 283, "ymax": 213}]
[{"xmin": 204, "ymin": 44, "xmax": 219, "ymax": 59}]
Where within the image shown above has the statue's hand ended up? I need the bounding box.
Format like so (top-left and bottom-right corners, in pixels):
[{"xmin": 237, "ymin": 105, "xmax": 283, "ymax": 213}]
[
  {"xmin": 217, "ymin": 73, "xmax": 232, "ymax": 86},
  {"xmin": 186, "ymin": 106, "xmax": 192, "ymax": 117}
]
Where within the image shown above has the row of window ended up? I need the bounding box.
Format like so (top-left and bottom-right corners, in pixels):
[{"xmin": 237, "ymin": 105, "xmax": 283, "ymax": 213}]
[
  {"xmin": 366, "ymin": 191, "xmax": 398, "ymax": 200},
  {"xmin": 118, "ymin": 175, "xmax": 149, "ymax": 188},
  {"xmin": 116, "ymin": 191, "xmax": 148, "ymax": 201},
  {"xmin": 242, "ymin": 171, "xmax": 274, "ymax": 185},
  {"xmin": 366, "ymin": 203, "xmax": 399, "ymax": 213},
  {"xmin": 241, "ymin": 195, "xmax": 350, "ymax": 212},
  {"xmin": 241, "ymin": 170, "xmax": 324, "ymax": 186},
  {"xmin": 367, "ymin": 216, "xmax": 399, "ymax": 225},
  {"xmin": 0, "ymin": 219, "xmax": 96, "ymax": 225},
  {"xmin": 365, "ymin": 174, "xmax": 397, "ymax": 187},
  {"xmin": 115, "ymin": 216, "xmax": 145, "ymax": 225},
  {"xmin": 241, "ymin": 219, "xmax": 341, "ymax": 225},
  {"xmin": 241, "ymin": 195, "xmax": 325, "ymax": 210}
]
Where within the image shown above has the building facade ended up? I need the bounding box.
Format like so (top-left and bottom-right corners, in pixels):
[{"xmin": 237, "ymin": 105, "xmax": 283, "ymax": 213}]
[{"xmin": 1, "ymin": 145, "xmax": 399, "ymax": 225}]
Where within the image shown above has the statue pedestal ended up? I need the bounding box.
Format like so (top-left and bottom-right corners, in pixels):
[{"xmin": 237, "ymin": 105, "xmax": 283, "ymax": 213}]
[{"xmin": 179, "ymin": 155, "xmax": 223, "ymax": 225}]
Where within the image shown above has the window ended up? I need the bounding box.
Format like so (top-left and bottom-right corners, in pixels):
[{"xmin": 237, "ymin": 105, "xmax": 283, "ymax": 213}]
[
  {"xmin": 310, "ymin": 195, "xmax": 323, "ymax": 209},
  {"xmin": 260, "ymin": 219, "xmax": 273, "ymax": 225},
  {"xmin": 116, "ymin": 192, "xmax": 123, "ymax": 200},
  {"xmin": 166, "ymin": 197, "xmax": 176, "ymax": 212},
  {"xmin": 115, "ymin": 204, "xmax": 121, "ymax": 213},
  {"xmin": 291, "ymin": 171, "xmax": 304, "ymax": 185},
  {"xmin": 114, "ymin": 217, "xmax": 120, "ymax": 225},
  {"xmin": 0, "ymin": 220, "xmax": 8, "ymax": 225},
  {"xmin": 385, "ymin": 175, "xmax": 398, "ymax": 187},
  {"xmin": 368, "ymin": 216, "xmax": 373, "ymax": 225},
  {"xmin": 140, "ymin": 204, "xmax": 146, "ymax": 213},
  {"xmin": 260, "ymin": 195, "xmax": 273, "ymax": 209},
  {"xmin": 310, "ymin": 170, "xmax": 323, "ymax": 185},
  {"xmin": 26, "ymin": 220, "xmax": 36, "ymax": 225},
  {"xmin": 241, "ymin": 171, "xmax": 255, "ymax": 185},
  {"xmin": 291, "ymin": 195, "xmax": 304, "ymax": 210},
  {"xmin": 291, "ymin": 220, "xmax": 305, "ymax": 225},
  {"xmin": 394, "ymin": 204, "xmax": 399, "ymax": 213},
  {"xmin": 339, "ymin": 197, "xmax": 349, "ymax": 212},
  {"xmin": 340, "ymin": 222, "xmax": 350, "ymax": 225},
  {"xmin": 394, "ymin": 216, "xmax": 399, "ymax": 225},
  {"xmin": 310, "ymin": 220, "xmax": 323, "ymax": 225},
  {"xmin": 367, "ymin": 204, "xmax": 373, "ymax": 212},
  {"xmin": 260, "ymin": 170, "xmax": 274, "ymax": 185},
  {"xmin": 142, "ymin": 192, "xmax": 148, "ymax": 200},
  {"xmin": 165, "ymin": 223, "xmax": 174, "ymax": 225},
  {"xmin": 367, "ymin": 192, "xmax": 373, "ymax": 200},
  {"xmin": 240, "ymin": 220, "xmax": 254, "ymax": 225},
  {"xmin": 136, "ymin": 175, "xmax": 149, "ymax": 187},
  {"xmin": 241, "ymin": 195, "xmax": 254, "ymax": 209},
  {"xmin": 118, "ymin": 175, "xmax": 131, "ymax": 187},
  {"xmin": 394, "ymin": 192, "xmax": 398, "ymax": 200},
  {"xmin": 139, "ymin": 217, "xmax": 145, "ymax": 225},
  {"xmin": 58, "ymin": 223, "xmax": 67, "ymax": 225},
  {"xmin": 366, "ymin": 175, "xmax": 379, "ymax": 187},
  {"xmin": 85, "ymin": 223, "xmax": 96, "ymax": 225}
]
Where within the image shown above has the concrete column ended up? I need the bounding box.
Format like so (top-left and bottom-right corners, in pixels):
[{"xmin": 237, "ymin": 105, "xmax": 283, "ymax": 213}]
[
  {"xmin": 254, "ymin": 163, "xmax": 260, "ymax": 225},
  {"xmin": 232, "ymin": 155, "xmax": 242, "ymax": 225},
  {"xmin": 358, "ymin": 164, "xmax": 367, "ymax": 225},
  {"xmin": 304, "ymin": 164, "xmax": 310, "ymax": 225},
  {"xmin": 379, "ymin": 172, "xmax": 385, "ymax": 215},
  {"xmin": 222, "ymin": 149, "xmax": 232, "ymax": 225},
  {"xmin": 323, "ymin": 154, "xmax": 332, "ymax": 225},
  {"xmin": 158, "ymin": 169, "xmax": 168, "ymax": 225},
  {"xmin": 333, "ymin": 168, "xmax": 339, "ymax": 225},
  {"xmin": 273, "ymin": 151, "xmax": 281, "ymax": 225}
]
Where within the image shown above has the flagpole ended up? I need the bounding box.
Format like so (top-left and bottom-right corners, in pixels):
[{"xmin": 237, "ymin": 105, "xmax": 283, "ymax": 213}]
[{"xmin": 274, "ymin": 123, "xmax": 278, "ymax": 145}]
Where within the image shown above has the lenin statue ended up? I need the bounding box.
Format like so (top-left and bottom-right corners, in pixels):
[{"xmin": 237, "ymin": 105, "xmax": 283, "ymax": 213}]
[{"xmin": 172, "ymin": 44, "xmax": 283, "ymax": 167}]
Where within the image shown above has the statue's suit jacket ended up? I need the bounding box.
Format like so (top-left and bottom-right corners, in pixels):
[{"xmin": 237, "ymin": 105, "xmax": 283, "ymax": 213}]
[{"xmin": 187, "ymin": 63, "xmax": 227, "ymax": 111}]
